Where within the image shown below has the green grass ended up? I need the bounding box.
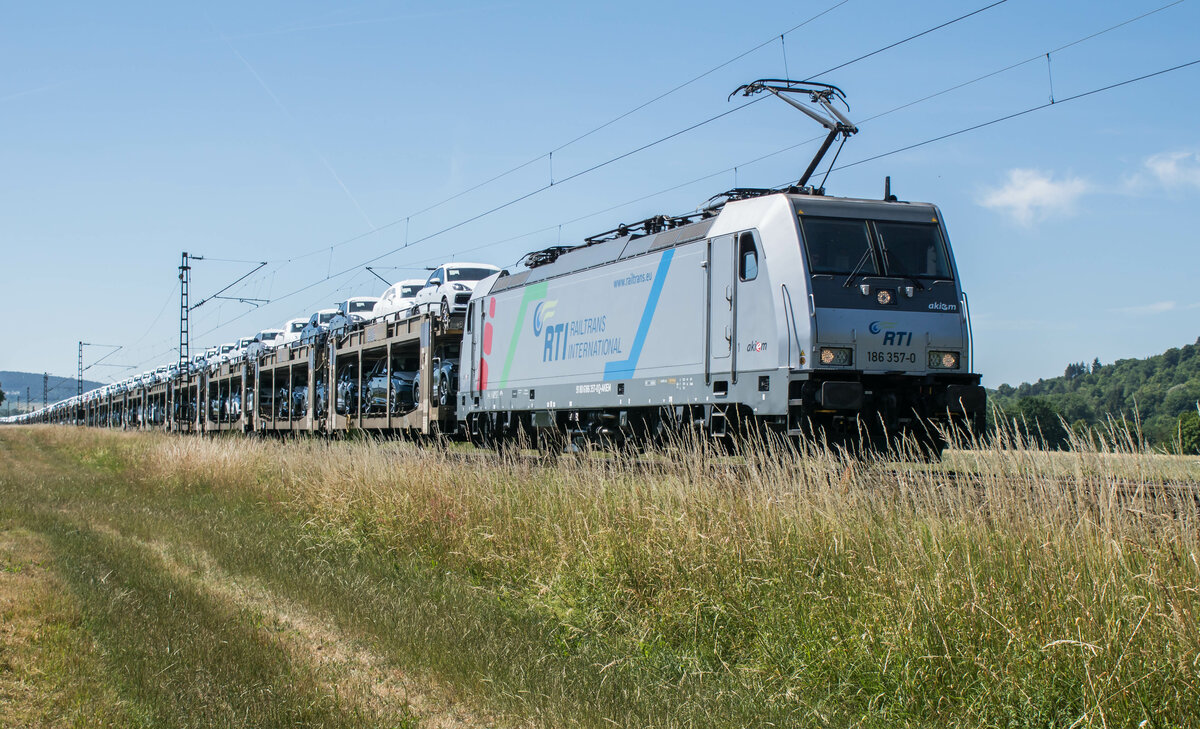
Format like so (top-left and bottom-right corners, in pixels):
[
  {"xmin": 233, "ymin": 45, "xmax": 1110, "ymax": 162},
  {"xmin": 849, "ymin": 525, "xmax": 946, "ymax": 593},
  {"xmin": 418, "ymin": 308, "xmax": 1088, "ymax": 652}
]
[
  {"xmin": 1, "ymin": 425, "xmax": 1198, "ymax": 727},
  {"xmin": 0, "ymin": 430, "xmax": 418, "ymax": 728},
  {"xmin": 0, "ymin": 526, "xmax": 136, "ymax": 728}
]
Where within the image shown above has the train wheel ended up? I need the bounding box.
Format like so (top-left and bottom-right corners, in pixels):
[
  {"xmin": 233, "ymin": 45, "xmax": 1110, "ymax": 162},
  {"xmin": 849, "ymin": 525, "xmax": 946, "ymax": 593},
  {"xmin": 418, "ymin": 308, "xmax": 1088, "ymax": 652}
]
[{"xmin": 437, "ymin": 373, "xmax": 450, "ymax": 407}]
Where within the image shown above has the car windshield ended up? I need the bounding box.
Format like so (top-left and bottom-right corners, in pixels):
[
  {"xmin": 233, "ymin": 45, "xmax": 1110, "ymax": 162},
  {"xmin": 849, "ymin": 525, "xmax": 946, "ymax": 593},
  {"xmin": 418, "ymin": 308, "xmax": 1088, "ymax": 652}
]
[
  {"xmin": 319, "ymin": 312, "xmax": 335, "ymax": 323},
  {"xmin": 800, "ymin": 218, "xmax": 877, "ymax": 276},
  {"xmin": 874, "ymin": 222, "xmax": 953, "ymax": 279},
  {"xmin": 400, "ymin": 284, "xmax": 422, "ymax": 298},
  {"xmin": 446, "ymin": 267, "xmax": 496, "ymax": 282},
  {"xmin": 261, "ymin": 332, "xmax": 279, "ymax": 341},
  {"xmin": 290, "ymin": 322, "xmax": 305, "ymax": 333},
  {"xmin": 220, "ymin": 345, "xmax": 234, "ymax": 353},
  {"xmin": 350, "ymin": 300, "xmax": 375, "ymax": 313}
]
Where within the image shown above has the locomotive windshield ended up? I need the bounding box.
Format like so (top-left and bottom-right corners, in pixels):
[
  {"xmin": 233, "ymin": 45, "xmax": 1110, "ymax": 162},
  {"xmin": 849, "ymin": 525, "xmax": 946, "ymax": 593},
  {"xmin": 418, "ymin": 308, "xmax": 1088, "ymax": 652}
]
[
  {"xmin": 875, "ymin": 221, "xmax": 952, "ymax": 279},
  {"xmin": 800, "ymin": 218, "xmax": 877, "ymax": 276},
  {"xmin": 799, "ymin": 216, "xmax": 953, "ymax": 280}
]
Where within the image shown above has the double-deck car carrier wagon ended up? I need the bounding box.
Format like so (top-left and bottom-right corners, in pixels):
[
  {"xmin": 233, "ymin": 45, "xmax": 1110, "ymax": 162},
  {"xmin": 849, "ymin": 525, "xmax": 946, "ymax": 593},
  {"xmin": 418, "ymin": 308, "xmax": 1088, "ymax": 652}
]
[{"xmin": 37, "ymin": 309, "xmax": 462, "ymax": 438}]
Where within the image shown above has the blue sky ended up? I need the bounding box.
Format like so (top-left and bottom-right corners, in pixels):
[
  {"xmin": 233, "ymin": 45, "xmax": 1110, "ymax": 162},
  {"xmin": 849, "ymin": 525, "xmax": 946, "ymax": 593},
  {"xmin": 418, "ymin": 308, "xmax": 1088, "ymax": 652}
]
[{"xmin": 3, "ymin": 0, "xmax": 1198, "ymax": 392}]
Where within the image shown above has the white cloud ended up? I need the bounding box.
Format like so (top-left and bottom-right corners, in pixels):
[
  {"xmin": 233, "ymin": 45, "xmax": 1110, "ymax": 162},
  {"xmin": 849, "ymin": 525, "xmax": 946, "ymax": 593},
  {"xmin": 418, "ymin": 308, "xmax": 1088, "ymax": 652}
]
[
  {"xmin": 1129, "ymin": 150, "xmax": 1200, "ymax": 192},
  {"xmin": 979, "ymin": 169, "xmax": 1091, "ymax": 225}
]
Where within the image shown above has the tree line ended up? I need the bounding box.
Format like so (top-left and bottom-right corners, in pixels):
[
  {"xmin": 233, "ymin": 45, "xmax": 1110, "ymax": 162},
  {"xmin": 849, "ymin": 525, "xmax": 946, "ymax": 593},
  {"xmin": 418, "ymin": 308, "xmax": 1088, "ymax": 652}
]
[{"xmin": 987, "ymin": 337, "xmax": 1200, "ymax": 453}]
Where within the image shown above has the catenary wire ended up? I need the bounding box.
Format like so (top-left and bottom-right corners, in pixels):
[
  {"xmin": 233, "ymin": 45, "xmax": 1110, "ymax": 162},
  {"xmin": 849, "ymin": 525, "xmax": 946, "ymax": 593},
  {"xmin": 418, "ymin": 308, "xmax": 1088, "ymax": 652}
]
[
  {"xmin": 823, "ymin": 58, "xmax": 1200, "ymax": 177},
  {"xmin": 95, "ymin": 1, "xmax": 1178, "ymax": 377},
  {"xmin": 284, "ymin": 0, "xmax": 855, "ymax": 262},
  {"xmin": 192, "ymin": 1, "xmax": 1018, "ymax": 340},
  {"xmin": 283, "ymin": 0, "xmax": 1006, "ymax": 265},
  {"xmin": 389, "ymin": 0, "xmax": 1191, "ymax": 272}
]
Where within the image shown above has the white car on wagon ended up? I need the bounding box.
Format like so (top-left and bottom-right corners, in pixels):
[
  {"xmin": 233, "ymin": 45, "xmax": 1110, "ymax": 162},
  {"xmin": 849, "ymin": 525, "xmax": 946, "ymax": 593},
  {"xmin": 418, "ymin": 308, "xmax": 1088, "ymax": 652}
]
[
  {"xmin": 409, "ymin": 262, "xmax": 500, "ymax": 325},
  {"xmin": 299, "ymin": 309, "xmax": 338, "ymax": 344},
  {"xmin": 278, "ymin": 318, "xmax": 307, "ymax": 346},
  {"xmin": 374, "ymin": 279, "xmax": 425, "ymax": 320},
  {"xmin": 327, "ymin": 296, "xmax": 380, "ymax": 334}
]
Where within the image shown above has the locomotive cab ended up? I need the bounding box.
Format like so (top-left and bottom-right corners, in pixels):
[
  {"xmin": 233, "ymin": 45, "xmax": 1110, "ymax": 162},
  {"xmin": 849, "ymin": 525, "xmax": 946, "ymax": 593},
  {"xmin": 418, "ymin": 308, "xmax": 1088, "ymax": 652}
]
[{"xmin": 786, "ymin": 194, "xmax": 985, "ymax": 445}]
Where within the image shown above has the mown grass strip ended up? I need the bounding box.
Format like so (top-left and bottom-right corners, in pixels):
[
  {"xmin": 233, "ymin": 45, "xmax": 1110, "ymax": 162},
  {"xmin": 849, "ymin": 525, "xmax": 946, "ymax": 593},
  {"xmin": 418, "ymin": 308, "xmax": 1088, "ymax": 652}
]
[
  {"xmin": 0, "ymin": 526, "xmax": 139, "ymax": 728},
  {"xmin": 26, "ymin": 509, "xmax": 380, "ymax": 728}
]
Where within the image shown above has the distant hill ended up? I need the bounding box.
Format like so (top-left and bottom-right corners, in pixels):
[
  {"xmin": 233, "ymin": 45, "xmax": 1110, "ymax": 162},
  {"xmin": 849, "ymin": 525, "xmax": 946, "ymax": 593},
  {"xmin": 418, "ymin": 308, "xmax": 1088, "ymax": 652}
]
[
  {"xmin": 0, "ymin": 370, "xmax": 105, "ymax": 410},
  {"xmin": 988, "ymin": 337, "xmax": 1200, "ymax": 450}
]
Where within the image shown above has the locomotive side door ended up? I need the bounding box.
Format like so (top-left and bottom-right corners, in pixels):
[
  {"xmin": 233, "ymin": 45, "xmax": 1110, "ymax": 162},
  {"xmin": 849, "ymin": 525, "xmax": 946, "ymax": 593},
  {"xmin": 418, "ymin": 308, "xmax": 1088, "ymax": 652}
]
[{"xmin": 706, "ymin": 234, "xmax": 735, "ymax": 383}]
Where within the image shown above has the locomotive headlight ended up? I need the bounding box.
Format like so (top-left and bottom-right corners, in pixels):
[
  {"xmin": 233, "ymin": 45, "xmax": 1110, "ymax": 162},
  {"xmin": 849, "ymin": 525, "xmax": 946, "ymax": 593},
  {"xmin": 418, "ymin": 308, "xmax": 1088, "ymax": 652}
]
[
  {"xmin": 928, "ymin": 350, "xmax": 960, "ymax": 369},
  {"xmin": 819, "ymin": 347, "xmax": 853, "ymax": 366},
  {"xmin": 876, "ymin": 288, "xmax": 894, "ymax": 305}
]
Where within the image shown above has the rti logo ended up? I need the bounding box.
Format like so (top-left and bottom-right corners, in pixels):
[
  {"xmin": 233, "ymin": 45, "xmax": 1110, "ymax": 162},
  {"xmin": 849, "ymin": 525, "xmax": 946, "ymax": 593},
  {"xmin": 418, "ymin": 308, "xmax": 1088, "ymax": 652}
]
[
  {"xmin": 531, "ymin": 300, "xmax": 557, "ymax": 337},
  {"xmin": 872, "ymin": 321, "xmax": 912, "ymax": 346}
]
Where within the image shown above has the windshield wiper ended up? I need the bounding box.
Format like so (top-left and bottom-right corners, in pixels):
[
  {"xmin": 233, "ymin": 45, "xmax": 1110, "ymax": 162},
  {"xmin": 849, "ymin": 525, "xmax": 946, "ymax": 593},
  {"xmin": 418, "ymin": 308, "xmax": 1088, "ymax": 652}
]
[
  {"xmin": 841, "ymin": 248, "xmax": 875, "ymax": 288},
  {"xmin": 877, "ymin": 242, "xmax": 925, "ymax": 290}
]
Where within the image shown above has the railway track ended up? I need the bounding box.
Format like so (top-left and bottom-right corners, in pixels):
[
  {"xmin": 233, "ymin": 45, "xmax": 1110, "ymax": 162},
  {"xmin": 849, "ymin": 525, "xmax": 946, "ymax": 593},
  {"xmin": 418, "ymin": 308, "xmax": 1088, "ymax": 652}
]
[{"xmin": 436, "ymin": 447, "xmax": 1200, "ymax": 506}]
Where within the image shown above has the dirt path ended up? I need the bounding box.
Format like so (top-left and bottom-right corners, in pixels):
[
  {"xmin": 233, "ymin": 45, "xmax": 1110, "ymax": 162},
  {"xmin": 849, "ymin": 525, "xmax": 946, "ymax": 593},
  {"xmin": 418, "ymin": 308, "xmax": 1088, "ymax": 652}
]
[{"xmin": 94, "ymin": 522, "xmax": 510, "ymax": 729}]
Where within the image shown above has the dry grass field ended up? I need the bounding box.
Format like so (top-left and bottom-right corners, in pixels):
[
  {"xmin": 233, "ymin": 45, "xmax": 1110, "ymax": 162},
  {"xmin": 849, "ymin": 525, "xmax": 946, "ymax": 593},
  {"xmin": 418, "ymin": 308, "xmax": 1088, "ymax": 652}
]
[{"xmin": 1, "ymin": 425, "xmax": 1197, "ymax": 727}]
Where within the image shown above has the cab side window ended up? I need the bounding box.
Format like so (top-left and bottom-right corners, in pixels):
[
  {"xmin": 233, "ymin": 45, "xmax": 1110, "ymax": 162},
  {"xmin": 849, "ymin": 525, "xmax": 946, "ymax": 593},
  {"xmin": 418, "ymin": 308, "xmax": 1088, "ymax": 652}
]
[{"xmin": 738, "ymin": 232, "xmax": 759, "ymax": 281}]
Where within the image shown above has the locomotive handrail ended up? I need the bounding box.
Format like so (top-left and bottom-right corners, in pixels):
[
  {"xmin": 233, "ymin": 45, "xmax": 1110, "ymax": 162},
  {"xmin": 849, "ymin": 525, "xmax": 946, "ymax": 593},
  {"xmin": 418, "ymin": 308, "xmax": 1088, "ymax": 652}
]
[
  {"xmin": 962, "ymin": 291, "xmax": 974, "ymax": 374},
  {"xmin": 781, "ymin": 283, "xmax": 803, "ymax": 370}
]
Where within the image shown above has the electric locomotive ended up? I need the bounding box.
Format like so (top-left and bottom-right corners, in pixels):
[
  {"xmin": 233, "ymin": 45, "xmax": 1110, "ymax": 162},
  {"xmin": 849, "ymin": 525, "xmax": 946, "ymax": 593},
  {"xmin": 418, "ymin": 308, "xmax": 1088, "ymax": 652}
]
[{"xmin": 456, "ymin": 81, "xmax": 985, "ymax": 453}]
